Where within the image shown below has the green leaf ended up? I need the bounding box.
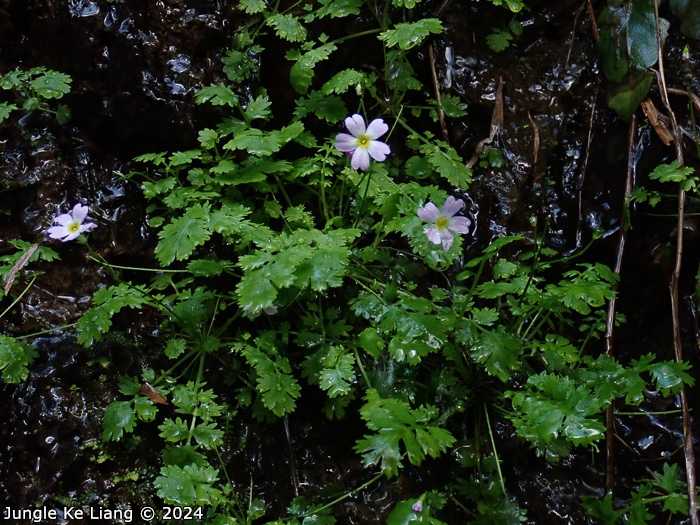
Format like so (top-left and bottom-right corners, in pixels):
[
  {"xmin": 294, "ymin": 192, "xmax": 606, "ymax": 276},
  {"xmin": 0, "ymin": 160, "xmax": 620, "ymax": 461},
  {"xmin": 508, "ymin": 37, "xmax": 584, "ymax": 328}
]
[
  {"xmin": 239, "ymin": 0, "xmax": 266, "ymax": 13},
  {"xmin": 432, "ymin": 92, "xmax": 468, "ymax": 118},
  {"xmin": 159, "ymin": 417, "xmax": 190, "ymax": 442},
  {"xmin": 102, "ymin": 401, "xmax": 136, "ymax": 441},
  {"xmin": 315, "ymin": 0, "xmax": 363, "ymax": 18},
  {"xmin": 56, "ymin": 104, "xmax": 71, "ymax": 124},
  {"xmin": 648, "ymin": 160, "xmax": 695, "ymax": 185},
  {"xmin": 378, "ymin": 19, "xmax": 443, "ymax": 50},
  {"xmin": 287, "ymin": 42, "xmax": 338, "ymax": 94},
  {"xmin": 319, "ymin": 346, "xmax": 356, "ymax": 398},
  {"xmin": 77, "ymin": 283, "xmax": 149, "ymax": 347},
  {"xmin": 155, "ymin": 203, "xmax": 213, "ymax": 266},
  {"xmin": 420, "ymin": 142, "xmax": 472, "ymax": 188},
  {"xmin": 607, "ymin": 74, "xmax": 653, "ymax": 122},
  {"xmin": 0, "ymin": 102, "xmax": 18, "ymax": 123},
  {"xmin": 187, "ymin": 259, "xmax": 232, "ymax": 277},
  {"xmin": 242, "ymin": 346, "xmax": 301, "ymax": 416},
  {"xmin": 354, "ymin": 389, "xmax": 455, "ymax": 477},
  {"xmin": 30, "ymin": 70, "xmax": 71, "ymax": 99},
  {"xmin": 0, "ymin": 335, "xmax": 38, "ymax": 383},
  {"xmin": 322, "ymin": 69, "xmax": 365, "ymax": 95},
  {"xmin": 155, "ymin": 464, "xmax": 222, "ymax": 506},
  {"xmin": 486, "ymin": 29, "xmax": 513, "ymax": 52},
  {"xmin": 198, "ymin": 128, "xmax": 219, "ymax": 149},
  {"xmin": 165, "ymin": 338, "xmax": 188, "ymax": 359},
  {"xmin": 245, "ymin": 95, "xmax": 273, "ymax": 121},
  {"xmin": 224, "ymin": 128, "xmax": 281, "ymax": 156},
  {"xmin": 294, "ymin": 91, "xmax": 347, "ymax": 122},
  {"xmin": 581, "ymin": 493, "xmax": 626, "ymax": 525},
  {"xmin": 267, "ymin": 13, "xmax": 307, "ymax": 42},
  {"xmin": 192, "ymin": 422, "xmax": 224, "ymax": 448},
  {"xmin": 195, "ymin": 84, "xmax": 239, "ymax": 107},
  {"xmin": 169, "ymin": 149, "xmax": 202, "ymax": 166},
  {"xmin": 470, "ymin": 328, "xmax": 523, "ymax": 382}
]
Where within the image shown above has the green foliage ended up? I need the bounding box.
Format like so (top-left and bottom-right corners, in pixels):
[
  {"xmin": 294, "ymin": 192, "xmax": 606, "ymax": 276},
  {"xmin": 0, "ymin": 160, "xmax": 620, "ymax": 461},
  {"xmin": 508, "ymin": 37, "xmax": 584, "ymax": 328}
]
[
  {"xmin": 0, "ymin": 67, "xmax": 72, "ymax": 123},
  {"xmin": 355, "ymin": 389, "xmax": 456, "ymax": 477},
  {"xmin": 379, "ymin": 19, "xmax": 444, "ymax": 50},
  {"xmin": 11, "ymin": 0, "xmax": 696, "ymax": 523},
  {"xmin": 582, "ymin": 463, "xmax": 689, "ymax": 523},
  {"xmin": 0, "ymin": 335, "xmax": 38, "ymax": 384},
  {"xmin": 598, "ymin": 0, "xmax": 669, "ymax": 119}
]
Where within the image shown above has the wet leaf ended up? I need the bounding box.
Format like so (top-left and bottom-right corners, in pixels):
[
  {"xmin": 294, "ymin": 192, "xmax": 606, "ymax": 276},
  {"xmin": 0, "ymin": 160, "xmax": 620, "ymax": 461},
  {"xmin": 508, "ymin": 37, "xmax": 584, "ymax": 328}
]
[
  {"xmin": 379, "ymin": 19, "xmax": 443, "ymax": 50},
  {"xmin": 287, "ymin": 43, "xmax": 337, "ymax": 94},
  {"xmin": 30, "ymin": 70, "xmax": 71, "ymax": 99},
  {"xmin": 267, "ymin": 13, "xmax": 307, "ymax": 43},
  {"xmin": 314, "ymin": 0, "xmax": 363, "ymax": 19},
  {"xmin": 102, "ymin": 401, "xmax": 136, "ymax": 441}
]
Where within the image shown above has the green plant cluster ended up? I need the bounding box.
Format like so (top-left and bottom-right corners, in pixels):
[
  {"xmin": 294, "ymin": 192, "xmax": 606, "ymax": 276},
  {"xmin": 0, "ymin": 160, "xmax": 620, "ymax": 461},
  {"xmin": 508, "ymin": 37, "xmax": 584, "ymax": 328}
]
[
  {"xmin": 1, "ymin": 0, "xmax": 697, "ymax": 523},
  {"xmin": 0, "ymin": 66, "xmax": 72, "ymax": 124}
]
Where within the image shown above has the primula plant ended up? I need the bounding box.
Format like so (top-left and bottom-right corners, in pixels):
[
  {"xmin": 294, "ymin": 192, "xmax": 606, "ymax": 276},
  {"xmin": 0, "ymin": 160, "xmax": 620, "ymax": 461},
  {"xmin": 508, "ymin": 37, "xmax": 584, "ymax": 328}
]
[{"xmin": 1, "ymin": 0, "xmax": 696, "ymax": 523}]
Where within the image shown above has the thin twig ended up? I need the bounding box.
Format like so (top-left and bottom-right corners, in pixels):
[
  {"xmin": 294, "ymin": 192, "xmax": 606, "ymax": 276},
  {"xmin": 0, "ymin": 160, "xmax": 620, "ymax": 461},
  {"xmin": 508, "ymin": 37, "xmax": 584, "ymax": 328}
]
[
  {"xmin": 429, "ymin": 44, "xmax": 450, "ymax": 145},
  {"xmin": 604, "ymin": 114, "xmax": 637, "ymax": 494},
  {"xmin": 586, "ymin": 0, "xmax": 600, "ymax": 43},
  {"xmin": 654, "ymin": 1, "xmax": 699, "ymax": 522},
  {"xmin": 573, "ymin": 82, "xmax": 599, "ymax": 252},
  {"xmin": 467, "ymin": 77, "xmax": 504, "ymax": 168}
]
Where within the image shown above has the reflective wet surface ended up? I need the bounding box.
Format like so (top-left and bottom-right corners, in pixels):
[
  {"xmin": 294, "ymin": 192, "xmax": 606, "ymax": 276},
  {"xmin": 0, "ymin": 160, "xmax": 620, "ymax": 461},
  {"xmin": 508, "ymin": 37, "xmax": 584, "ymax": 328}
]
[{"xmin": 1, "ymin": 0, "xmax": 700, "ymax": 523}]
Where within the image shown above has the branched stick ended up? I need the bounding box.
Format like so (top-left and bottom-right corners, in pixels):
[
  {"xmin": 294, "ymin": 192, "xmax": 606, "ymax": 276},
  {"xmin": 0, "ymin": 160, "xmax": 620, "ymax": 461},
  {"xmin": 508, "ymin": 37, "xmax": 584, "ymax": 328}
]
[
  {"xmin": 653, "ymin": 2, "xmax": 699, "ymax": 522},
  {"xmin": 604, "ymin": 114, "xmax": 637, "ymax": 494}
]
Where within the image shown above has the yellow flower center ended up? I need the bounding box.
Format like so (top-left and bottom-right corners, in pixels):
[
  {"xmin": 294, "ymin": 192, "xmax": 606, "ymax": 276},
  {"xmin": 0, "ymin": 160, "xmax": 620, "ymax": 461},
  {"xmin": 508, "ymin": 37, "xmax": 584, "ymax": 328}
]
[
  {"xmin": 67, "ymin": 221, "xmax": 81, "ymax": 234},
  {"xmin": 356, "ymin": 134, "xmax": 371, "ymax": 148},
  {"xmin": 435, "ymin": 216, "xmax": 449, "ymax": 229}
]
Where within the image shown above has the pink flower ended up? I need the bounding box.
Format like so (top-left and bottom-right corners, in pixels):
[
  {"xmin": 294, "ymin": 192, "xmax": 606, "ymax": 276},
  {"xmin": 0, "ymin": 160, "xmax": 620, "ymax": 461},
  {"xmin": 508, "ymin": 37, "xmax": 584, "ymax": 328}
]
[
  {"xmin": 335, "ymin": 114, "xmax": 391, "ymax": 171},
  {"xmin": 47, "ymin": 203, "xmax": 97, "ymax": 242},
  {"xmin": 417, "ymin": 196, "xmax": 471, "ymax": 251}
]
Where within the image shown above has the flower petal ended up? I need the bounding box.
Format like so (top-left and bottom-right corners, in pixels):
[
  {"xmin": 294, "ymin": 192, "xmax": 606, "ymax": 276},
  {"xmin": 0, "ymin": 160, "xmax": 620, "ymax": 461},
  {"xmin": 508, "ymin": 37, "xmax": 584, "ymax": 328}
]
[
  {"xmin": 440, "ymin": 230, "xmax": 454, "ymax": 251},
  {"xmin": 80, "ymin": 222, "xmax": 97, "ymax": 233},
  {"xmin": 366, "ymin": 118, "xmax": 388, "ymax": 140},
  {"xmin": 47, "ymin": 226, "xmax": 68, "ymax": 239},
  {"xmin": 53, "ymin": 213, "xmax": 74, "ymax": 226},
  {"xmin": 63, "ymin": 231, "xmax": 82, "ymax": 242},
  {"xmin": 335, "ymin": 133, "xmax": 358, "ymax": 152},
  {"xmin": 367, "ymin": 140, "xmax": 391, "ymax": 162},
  {"xmin": 72, "ymin": 203, "xmax": 89, "ymax": 223},
  {"xmin": 344, "ymin": 114, "xmax": 366, "ymax": 137},
  {"xmin": 448, "ymin": 216, "xmax": 471, "ymax": 234},
  {"xmin": 351, "ymin": 148, "xmax": 371, "ymax": 171},
  {"xmin": 417, "ymin": 202, "xmax": 441, "ymax": 222},
  {"xmin": 441, "ymin": 196, "xmax": 464, "ymax": 218},
  {"xmin": 425, "ymin": 225, "xmax": 443, "ymax": 245}
]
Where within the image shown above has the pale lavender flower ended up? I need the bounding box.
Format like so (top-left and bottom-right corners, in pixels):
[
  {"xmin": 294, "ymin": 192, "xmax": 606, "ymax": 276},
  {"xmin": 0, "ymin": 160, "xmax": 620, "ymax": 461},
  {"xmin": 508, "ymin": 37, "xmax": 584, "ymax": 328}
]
[
  {"xmin": 417, "ymin": 196, "xmax": 471, "ymax": 251},
  {"xmin": 335, "ymin": 114, "xmax": 391, "ymax": 171},
  {"xmin": 47, "ymin": 203, "xmax": 97, "ymax": 242},
  {"xmin": 412, "ymin": 501, "xmax": 423, "ymax": 513}
]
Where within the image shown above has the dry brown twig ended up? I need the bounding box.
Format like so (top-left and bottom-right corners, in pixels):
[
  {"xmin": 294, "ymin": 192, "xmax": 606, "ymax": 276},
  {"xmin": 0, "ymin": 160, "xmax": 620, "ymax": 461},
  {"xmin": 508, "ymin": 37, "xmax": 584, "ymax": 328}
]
[
  {"xmin": 604, "ymin": 114, "xmax": 637, "ymax": 494},
  {"xmin": 428, "ymin": 44, "xmax": 450, "ymax": 145},
  {"xmin": 466, "ymin": 77, "xmax": 504, "ymax": 169},
  {"xmin": 653, "ymin": 0, "xmax": 699, "ymax": 521}
]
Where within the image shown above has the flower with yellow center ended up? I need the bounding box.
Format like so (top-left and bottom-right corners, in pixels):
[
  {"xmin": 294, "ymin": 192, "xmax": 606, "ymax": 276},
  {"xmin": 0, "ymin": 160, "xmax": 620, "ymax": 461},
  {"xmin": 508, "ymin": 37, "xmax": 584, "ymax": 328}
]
[
  {"xmin": 417, "ymin": 196, "xmax": 471, "ymax": 251},
  {"xmin": 334, "ymin": 114, "xmax": 391, "ymax": 171},
  {"xmin": 47, "ymin": 203, "xmax": 97, "ymax": 242}
]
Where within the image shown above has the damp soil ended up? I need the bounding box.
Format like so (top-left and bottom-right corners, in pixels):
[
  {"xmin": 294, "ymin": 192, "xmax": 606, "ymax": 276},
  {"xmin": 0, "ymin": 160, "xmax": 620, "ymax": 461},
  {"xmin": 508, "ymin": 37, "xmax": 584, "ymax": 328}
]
[{"xmin": 1, "ymin": 0, "xmax": 700, "ymax": 524}]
